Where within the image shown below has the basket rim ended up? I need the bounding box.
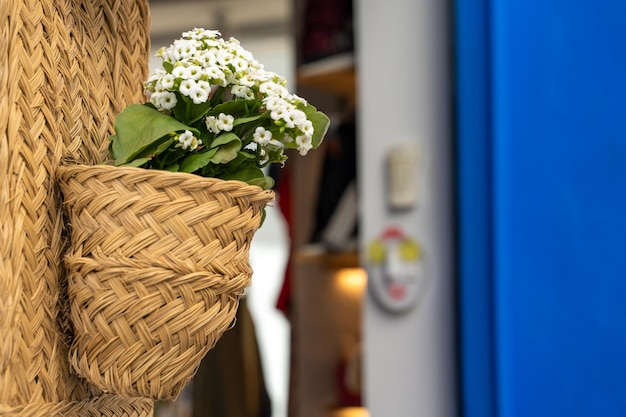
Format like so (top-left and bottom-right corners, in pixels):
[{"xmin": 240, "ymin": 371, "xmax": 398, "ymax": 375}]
[{"xmin": 56, "ymin": 161, "xmax": 275, "ymax": 198}]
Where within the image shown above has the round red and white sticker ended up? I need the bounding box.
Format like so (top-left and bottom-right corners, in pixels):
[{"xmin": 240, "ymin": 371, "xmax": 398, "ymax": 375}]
[{"xmin": 366, "ymin": 227, "xmax": 427, "ymax": 314}]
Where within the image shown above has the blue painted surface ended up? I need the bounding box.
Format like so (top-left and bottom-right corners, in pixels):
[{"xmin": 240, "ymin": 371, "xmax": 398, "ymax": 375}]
[
  {"xmin": 456, "ymin": 0, "xmax": 626, "ymax": 416},
  {"xmin": 453, "ymin": 0, "xmax": 496, "ymax": 416}
]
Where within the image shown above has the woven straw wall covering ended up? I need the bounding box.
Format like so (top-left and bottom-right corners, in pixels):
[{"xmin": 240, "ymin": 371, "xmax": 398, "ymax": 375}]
[{"xmin": 1, "ymin": 0, "xmax": 153, "ymax": 415}]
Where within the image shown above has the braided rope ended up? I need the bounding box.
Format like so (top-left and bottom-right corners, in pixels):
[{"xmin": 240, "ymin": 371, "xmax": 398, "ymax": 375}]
[
  {"xmin": 1, "ymin": 0, "xmax": 152, "ymax": 414},
  {"xmin": 0, "ymin": 394, "xmax": 153, "ymax": 417},
  {"xmin": 58, "ymin": 164, "xmax": 274, "ymax": 400}
]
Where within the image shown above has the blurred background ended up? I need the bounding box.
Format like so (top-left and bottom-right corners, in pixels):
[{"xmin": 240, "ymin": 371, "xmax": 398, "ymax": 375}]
[{"xmin": 149, "ymin": 0, "xmax": 626, "ymax": 416}]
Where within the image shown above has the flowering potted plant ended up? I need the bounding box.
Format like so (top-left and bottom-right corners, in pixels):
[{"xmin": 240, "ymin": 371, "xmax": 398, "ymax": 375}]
[
  {"xmin": 57, "ymin": 28, "xmax": 329, "ymax": 401},
  {"xmin": 110, "ymin": 27, "xmax": 328, "ymax": 188}
]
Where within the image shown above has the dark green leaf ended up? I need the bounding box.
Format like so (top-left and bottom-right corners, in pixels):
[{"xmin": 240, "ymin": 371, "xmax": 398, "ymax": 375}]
[
  {"xmin": 153, "ymin": 138, "xmax": 175, "ymax": 156},
  {"xmin": 209, "ymin": 86, "xmax": 226, "ymax": 107},
  {"xmin": 179, "ymin": 148, "xmax": 219, "ymax": 173},
  {"xmin": 188, "ymin": 99, "xmax": 214, "ymax": 124},
  {"xmin": 172, "ymin": 93, "xmax": 188, "ymax": 122},
  {"xmin": 219, "ymin": 165, "xmax": 264, "ymax": 182},
  {"xmin": 163, "ymin": 61, "xmax": 174, "ymax": 73},
  {"xmin": 208, "ymin": 100, "xmax": 256, "ymax": 117}
]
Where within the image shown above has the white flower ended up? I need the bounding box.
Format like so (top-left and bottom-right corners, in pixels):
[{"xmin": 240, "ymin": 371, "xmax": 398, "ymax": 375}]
[
  {"xmin": 197, "ymin": 80, "xmax": 211, "ymax": 92},
  {"xmin": 238, "ymin": 75, "xmax": 256, "ymax": 88},
  {"xmin": 161, "ymin": 47, "xmax": 181, "ymax": 62},
  {"xmin": 225, "ymin": 72, "xmax": 238, "ymax": 86},
  {"xmin": 205, "ymin": 113, "xmax": 235, "ymax": 133},
  {"xmin": 177, "ymin": 130, "xmax": 200, "ymax": 150},
  {"xmin": 148, "ymin": 91, "xmax": 177, "ymax": 110},
  {"xmin": 183, "ymin": 28, "xmax": 221, "ymax": 40},
  {"xmin": 253, "ymin": 127, "xmax": 272, "ymax": 144},
  {"xmin": 173, "ymin": 39, "xmax": 197, "ymax": 59},
  {"xmin": 231, "ymin": 57, "xmax": 249, "ymax": 73},
  {"xmin": 301, "ymin": 119, "xmax": 315, "ymax": 136},
  {"xmin": 189, "ymin": 84, "xmax": 209, "ymax": 104},
  {"xmin": 259, "ymin": 81, "xmax": 282, "ymax": 96},
  {"xmin": 187, "ymin": 65, "xmax": 203, "ymax": 80},
  {"xmin": 179, "ymin": 79, "xmax": 196, "ymax": 96},
  {"xmin": 217, "ymin": 48, "xmax": 235, "ymax": 66},
  {"xmin": 158, "ymin": 91, "xmax": 177, "ymax": 110},
  {"xmin": 264, "ymin": 96, "xmax": 284, "ymax": 111},
  {"xmin": 194, "ymin": 50, "xmax": 215, "ymax": 67},
  {"xmin": 205, "ymin": 66, "xmax": 226, "ymax": 85},
  {"xmin": 172, "ymin": 65, "xmax": 191, "ymax": 79},
  {"xmin": 237, "ymin": 49, "xmax": 255, "ymax": 62},
  {"xmin": 270, "ymin": 108, "xmax": 286, "ymax": 122},
  {"xmin": 155, "ymin": 46, "xmax": 167, "ymax": 58},
  {"xmin": 159, "ymin": 74, "xmax": 176, "ymax": 90},
  {"xmin": 282, "ymin": 109, "xmax": 305, "ymax": 129},
  {"xmin": 206, "ymin": 116, "xmax": 219, "ymax": 133},
  {"xmin": 232, "ymin": 85, "xmax": 254, "ymax": 99},
  {"xmin": 216, "ymin": 113, "xmax": 234, "ymax": 131},
  {"xmin": 190, "ymin": 137, "xmax": 202, "ymax": 150},
  {"xmin": 296, "ymin": 135, "xmax": 313, "ymax": 156},
  {"xmin": 149, "ymin": 91, "xmax": 162, "ymax": 107}
]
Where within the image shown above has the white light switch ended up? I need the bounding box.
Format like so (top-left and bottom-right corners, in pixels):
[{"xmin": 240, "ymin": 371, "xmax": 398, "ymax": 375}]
[{"xmin": 386, "ymin": 145, "xmax": 419, "ymax": 211}]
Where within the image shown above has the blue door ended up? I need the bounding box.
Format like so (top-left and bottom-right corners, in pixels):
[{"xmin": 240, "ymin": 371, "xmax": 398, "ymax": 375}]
[{"xmin": 455, "ymin": 1, "xmax": 626, "ymax": 416}]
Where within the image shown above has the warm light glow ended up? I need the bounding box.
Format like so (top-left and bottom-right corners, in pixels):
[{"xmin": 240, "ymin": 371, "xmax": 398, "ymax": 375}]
[
  {"xmin": 335, "ymin": 268, "xmax": 367, "ymax": 298},
  {"xmin": 330, "ymin": 407, "xmax": 370, "ymax": 417}
]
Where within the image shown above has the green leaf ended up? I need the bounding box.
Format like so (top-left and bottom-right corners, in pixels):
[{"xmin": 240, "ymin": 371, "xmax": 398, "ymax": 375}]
[
  {"xmin": 110, "ymin": 104, "xmax": 198, "ymax": 165},
  {"xmin": 179, "ymin": 148, "xmax": 219, "ymax": 173},
  {"xmin": 188, "ymin": 99, "xmax": 214, "ymax": 124},
  {"xmin": 209, "ymin": 86, "xmax": 226, "ymax": 107},
  {"xmin": 247, "ymin": 176, "xmax": 275, "ymax": 189},
  {"xmin": 211, "ymin": 139, "xmax": 242, "ymax": 164},
  {"xmin": 163, "ymin": 61, "xmax": 174, "ymax": 73},
  {"xmin": 129, "ymin": 137, "xmax": 176, "ymax": 169},
  {"xmin": 219, "ymin": 165, "xmax": 265, "ymax": 183},
  {"xmin": 119, "ymin": 157, "xmax": 151, "ymax": 168},
  {"xmin": 210, "ymin": 132, "xmax": 240, "ymax": 148},
  {"xmin": 152, "ymin": 138, "xmax": 175, "ymax": 157},
  {"xmin": 238, "ymin": 151, "xmax": 256, "ymax": 159},
  {"xmin": 172, "ymin": 94, "xmax": 213, "ymax": 125},
  {"xmin": 165, "ymin": 164, "xmax": 179, "ymax": 172},
  {"xmin": 172, "ymin": 94, "xmax": 188, "ymax": 122},
  {"xmin": 208, "ymin": 100, "xmax": 256, "ymax": 117},
  {"xmin": 300, "ymin": 103, "xmax": 330, "ymax": 148},
  {"xmin": 233, "ymin": 114, "xmax": 265, "ymax": 127},
  {"xmin": 155, "ymin": 147, "xmax": 186, "ymax": 168}
]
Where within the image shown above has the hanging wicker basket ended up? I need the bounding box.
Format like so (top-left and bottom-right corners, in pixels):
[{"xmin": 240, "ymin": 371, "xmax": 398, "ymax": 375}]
[{"xmin": 56, "ymin": 163, "xmax": 274, "ymax": 400}]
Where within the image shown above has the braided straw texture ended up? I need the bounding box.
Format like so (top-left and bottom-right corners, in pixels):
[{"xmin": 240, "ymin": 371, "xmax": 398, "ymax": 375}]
[
  {"xmin": 1, "ymin": 0, "xmax": 153, "ymax": 415},
  {"xmin": 0, "ymin": 395, "xmax": 153, "ymax": 417},
  {"xmin": 57, "ymin": 164, "xmax": 275, "ymax": 400}
]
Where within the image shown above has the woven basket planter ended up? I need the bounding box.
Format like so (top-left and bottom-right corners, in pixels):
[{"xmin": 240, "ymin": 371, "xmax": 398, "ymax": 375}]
[{"xmin": 56, "ymin": 163, "xmax": 274, "ymax": 400}]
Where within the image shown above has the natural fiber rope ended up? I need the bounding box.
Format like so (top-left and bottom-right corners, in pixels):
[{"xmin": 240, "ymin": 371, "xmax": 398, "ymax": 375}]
[
  {"xmin": 0, "ymin": 394, "xmax": 153, "ymax": 417},
  {"xmin": 57, "ymin": 164, "xmax": 274, "ymax": 400},
  {"xmin": 1, "ymin": 0, "xmax": 151, "ymax": 414}
]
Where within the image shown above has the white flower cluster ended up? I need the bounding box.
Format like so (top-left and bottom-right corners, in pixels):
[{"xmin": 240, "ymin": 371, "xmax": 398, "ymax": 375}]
[{"xmin": 144, "ymin": 28, "xmax": 316, "ymax": 156}]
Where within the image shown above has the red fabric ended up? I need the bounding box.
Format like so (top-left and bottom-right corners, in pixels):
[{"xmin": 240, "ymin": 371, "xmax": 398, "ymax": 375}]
[{"xmin": 275, "ymin": 165, "xmax": 293, "ymax": 316}]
